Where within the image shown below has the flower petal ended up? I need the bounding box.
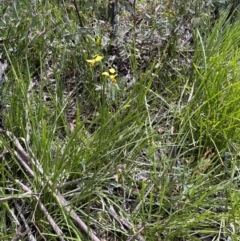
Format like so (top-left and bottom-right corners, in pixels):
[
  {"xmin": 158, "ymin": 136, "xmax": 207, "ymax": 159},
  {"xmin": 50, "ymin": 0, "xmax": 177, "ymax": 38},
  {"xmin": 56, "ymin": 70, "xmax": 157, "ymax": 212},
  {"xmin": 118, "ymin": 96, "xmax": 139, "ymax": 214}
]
[
  {"xmin": 109, "ymin": 75, "xmax": 117, "ymax": 83},
  {"xmin": 94, "ymin": 55, "xmax": 103, "ymax": 62},
  {"xmin": 102, "ymin": 72, "xmax": 110, "ymax": 76},
  {"xmin": 86, "ymin": 59, "xmax": 95, "ymax": 66},
  {"xmin": 109, "ymin": 67, "xmax": 116, "ymax": 74}
]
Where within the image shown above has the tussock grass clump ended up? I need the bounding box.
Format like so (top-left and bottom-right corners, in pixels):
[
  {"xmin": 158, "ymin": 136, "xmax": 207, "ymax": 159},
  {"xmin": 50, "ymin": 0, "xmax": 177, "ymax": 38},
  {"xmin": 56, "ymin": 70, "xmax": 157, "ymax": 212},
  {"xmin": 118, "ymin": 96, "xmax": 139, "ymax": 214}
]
[{"xmin": 179, "ymin": 11, "xmax": 240, "ymax": 153}]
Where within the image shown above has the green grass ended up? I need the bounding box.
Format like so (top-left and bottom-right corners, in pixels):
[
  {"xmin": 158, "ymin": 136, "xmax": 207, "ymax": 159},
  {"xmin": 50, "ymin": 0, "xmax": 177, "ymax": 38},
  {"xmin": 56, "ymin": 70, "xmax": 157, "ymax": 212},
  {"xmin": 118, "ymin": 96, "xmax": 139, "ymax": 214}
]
[{"xmin": 1, "ymin": 0, "xmax": 240, "ymax": 241}]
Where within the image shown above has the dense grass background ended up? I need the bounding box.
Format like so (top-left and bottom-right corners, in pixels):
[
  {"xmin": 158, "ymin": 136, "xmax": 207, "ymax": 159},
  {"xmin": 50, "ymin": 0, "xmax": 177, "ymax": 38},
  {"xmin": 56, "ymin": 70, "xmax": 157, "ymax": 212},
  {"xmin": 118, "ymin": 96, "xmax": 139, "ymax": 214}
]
[{"xmin": 1, "ymin": 0, "xmax": 240, "ymax": 240}]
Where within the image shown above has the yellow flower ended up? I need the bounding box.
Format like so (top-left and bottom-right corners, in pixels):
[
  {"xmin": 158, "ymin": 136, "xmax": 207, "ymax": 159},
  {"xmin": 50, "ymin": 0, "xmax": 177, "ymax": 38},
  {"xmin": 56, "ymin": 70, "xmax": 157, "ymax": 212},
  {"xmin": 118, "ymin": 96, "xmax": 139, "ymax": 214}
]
[
  {"xmin": 102, "ymin": 67, "xmax": 117, "ymax": 83},
  {"xmin": 86, "ymin": 54, "xmax": 103, "ymax": 66}
]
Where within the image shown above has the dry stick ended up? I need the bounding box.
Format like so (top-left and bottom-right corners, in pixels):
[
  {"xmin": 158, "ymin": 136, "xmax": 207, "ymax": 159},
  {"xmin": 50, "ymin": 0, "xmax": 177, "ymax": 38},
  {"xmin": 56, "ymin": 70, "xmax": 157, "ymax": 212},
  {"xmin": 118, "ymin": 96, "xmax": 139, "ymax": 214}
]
[
  {"xmin": 25, "ymin": 81, "xmax": 35, "ymax": 144},
  {"xmin": 13, "ymin": 200, "xmax": 36, "ymax": 241},
  {"xmin": 5, "ymin": 144, "xmax": 65, "ymax": 241},
  {"xmin": 0, "ymin": 129, "xmax": 101, "ymax": 241},
  {"xmin": 107, "ymin": 206, "xmax": 146, "ymax": 241},
  {"xmin": 107, "ymin": 205, "xmax": 128, "ymax": 231},
  {"xmin": 72, "ymin": 0, "xmax": 84, "ymax": 28},
  {"xmin": 5, "ymin": 147, "xmax": 62, "ymax": 241},
  {"xmin": 15, "ymin": 180, "xmax": 65, "ymax": 241},
  {"xmin": 108, "ymin": 0, "xmax": 118, "ymax": 38},
  {"xmin": 72, "ymin": 0, "xmax": 87, "ymax": 42},
  {"xmin": 11, "ymin": 227, "xmax": 31, "ymax": 241},
  {"xmin": 133, "ymin": 0, "xmax": 136, "ymax": 27},
  {"xmin": 126, "ymin": 226, "xmax": 145, "ymax": 241}
]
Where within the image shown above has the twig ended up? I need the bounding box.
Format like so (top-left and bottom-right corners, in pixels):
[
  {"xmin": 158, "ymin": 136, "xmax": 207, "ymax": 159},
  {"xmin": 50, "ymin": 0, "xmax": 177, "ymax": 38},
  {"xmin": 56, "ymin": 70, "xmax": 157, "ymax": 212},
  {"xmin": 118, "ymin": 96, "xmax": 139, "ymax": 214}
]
[
  {"xmin": 0, "ymin": 129, "xmax": 101, "ymax": 241},
  {"xmin": 13, "ymin": 200, "xmax": 36, "ymax": 241},
  {"xmin": 56, "ymin": 178, "xmax": 83, "ymax": 188},
  {"xmin": 108, "ymin": 0, "xmax": 118, "ymax": 38},
  {"xmin": 107, "ymin": 205, "xmax": 128, "ymax": 232},
  {"xmin": 133, "ymin": 0, "xmax": 136, "ymax": 27},
  {"xmin": 126, "ymin": 226, "xmax": 145, "ymax": 241},
  {"xmin": 107, "ymin": 205, "xmax": 146, "ymax": 241},
  {"xmin": 16, "ymin": 180, "xmax": 65, "ymax": 241},
  {"xmin": 72, "ymin": 0, "xmax": 87, "ymax": 42},
  {"xmin": 72, "ymin": 0, "xmax": 84, "ymax": 28},
  {"xmin": 11, "ymin": 226, "xmax": 31, "ymax": 241}
]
